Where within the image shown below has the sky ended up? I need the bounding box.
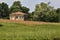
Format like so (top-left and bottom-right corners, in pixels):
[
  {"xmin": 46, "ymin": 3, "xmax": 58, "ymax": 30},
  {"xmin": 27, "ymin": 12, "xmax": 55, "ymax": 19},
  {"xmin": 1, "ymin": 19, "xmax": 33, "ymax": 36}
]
[{"xmin": 0, "ymin": 0, "xmax": 60, "ymax": 12}]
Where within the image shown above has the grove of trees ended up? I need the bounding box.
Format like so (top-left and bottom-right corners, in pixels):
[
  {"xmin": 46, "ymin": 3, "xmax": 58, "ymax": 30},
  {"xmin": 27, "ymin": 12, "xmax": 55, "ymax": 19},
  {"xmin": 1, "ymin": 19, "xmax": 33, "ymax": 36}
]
[
  {"xmin": 0, "ymin": 1, "xmax": 60, "ymax": 22},
  {"xmin": 33, "ymin": 2, "xmax": 60, "ymax": 22}
]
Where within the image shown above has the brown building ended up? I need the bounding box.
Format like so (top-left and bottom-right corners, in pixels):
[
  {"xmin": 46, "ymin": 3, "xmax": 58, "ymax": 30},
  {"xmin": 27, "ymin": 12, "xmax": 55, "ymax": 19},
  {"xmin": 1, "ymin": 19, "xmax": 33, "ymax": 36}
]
[{"xmin": 10, "ymin": 12, "xmax": 28, "ymax": 20}]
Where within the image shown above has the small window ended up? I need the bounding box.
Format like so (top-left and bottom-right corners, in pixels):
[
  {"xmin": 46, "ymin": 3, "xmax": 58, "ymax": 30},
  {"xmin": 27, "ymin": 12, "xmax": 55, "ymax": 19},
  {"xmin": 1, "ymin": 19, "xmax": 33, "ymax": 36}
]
[
  {"xmin": 15, "ymin": 16, "xmax": 18, "ymax": 19},
  {"xmin": 22, "ymin": 16, "xmax": 23, "ymax": 18},
  {"xmin": 19, "ymin": 16, "xmax": 23, "ymax": 19},
  {"xmin": 19, "ymin": 16, "xmax": 21, "ymax": 18}
]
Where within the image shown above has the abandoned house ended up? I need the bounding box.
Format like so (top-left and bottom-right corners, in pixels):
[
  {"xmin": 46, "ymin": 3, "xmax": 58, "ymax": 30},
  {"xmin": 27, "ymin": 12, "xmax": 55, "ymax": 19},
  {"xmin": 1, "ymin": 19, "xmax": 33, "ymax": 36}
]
[{"xmin": 10, "ymin": 12, "xmax": 28, "ymax": 20}]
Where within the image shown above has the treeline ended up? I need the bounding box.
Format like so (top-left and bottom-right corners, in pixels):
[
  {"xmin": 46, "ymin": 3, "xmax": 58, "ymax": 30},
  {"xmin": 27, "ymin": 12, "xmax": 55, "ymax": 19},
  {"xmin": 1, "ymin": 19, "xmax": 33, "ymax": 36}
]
[
  {"xmin": 30, "ymin": 2, "xmax": 60, "ymax": 22},
  {"xmin": 0, "ymin": 1, "xmax": 29, "ymax": 19},
  {"xmin": 0, "ymin": 1, "xmax": 60, "ymax": 22}
]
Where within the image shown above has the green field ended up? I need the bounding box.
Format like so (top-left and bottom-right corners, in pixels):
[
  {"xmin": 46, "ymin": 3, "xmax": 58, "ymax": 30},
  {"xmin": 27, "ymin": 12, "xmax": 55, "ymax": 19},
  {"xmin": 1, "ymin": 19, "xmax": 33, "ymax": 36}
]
[{"xmin": 0, "ymin": 22, "xmax": 60, "ymax": 40}]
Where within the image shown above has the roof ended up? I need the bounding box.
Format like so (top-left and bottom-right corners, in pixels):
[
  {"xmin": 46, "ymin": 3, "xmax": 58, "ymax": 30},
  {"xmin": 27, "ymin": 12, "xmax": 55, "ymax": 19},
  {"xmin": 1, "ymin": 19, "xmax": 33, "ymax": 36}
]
[{"xmin": 10, "ymin": 12, "xmax": 28, "ymax": 16}]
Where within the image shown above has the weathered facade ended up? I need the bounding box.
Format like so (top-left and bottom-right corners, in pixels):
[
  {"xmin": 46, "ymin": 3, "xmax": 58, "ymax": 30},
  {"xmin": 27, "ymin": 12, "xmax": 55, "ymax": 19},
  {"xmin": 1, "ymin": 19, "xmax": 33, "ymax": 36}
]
[{"xmin": 10, "ymin": 12, "xmax": 28, "ymax": 20}]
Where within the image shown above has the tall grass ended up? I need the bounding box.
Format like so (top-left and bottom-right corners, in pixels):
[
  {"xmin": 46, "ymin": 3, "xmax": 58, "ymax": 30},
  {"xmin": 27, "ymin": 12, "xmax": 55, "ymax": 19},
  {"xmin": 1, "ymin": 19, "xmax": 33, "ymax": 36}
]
[{"xmin": 0, "ymin": 22, "xmax": 60, "ymax": 40}]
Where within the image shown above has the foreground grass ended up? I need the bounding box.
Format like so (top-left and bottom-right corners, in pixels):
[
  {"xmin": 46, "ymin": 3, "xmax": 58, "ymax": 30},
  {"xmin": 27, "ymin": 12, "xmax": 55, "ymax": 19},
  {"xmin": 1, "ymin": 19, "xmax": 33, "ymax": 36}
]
[{"xmin": 0, "ymin": 22, "xmax": 60, "ymax": 40}]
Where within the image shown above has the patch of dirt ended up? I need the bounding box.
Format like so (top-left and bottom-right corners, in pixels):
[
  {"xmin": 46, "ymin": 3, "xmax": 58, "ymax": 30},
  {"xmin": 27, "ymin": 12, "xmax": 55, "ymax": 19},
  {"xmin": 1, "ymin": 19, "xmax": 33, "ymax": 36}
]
[{"xmin": 0, "ymin": 19, "xmax": 59, "ymax": 25}]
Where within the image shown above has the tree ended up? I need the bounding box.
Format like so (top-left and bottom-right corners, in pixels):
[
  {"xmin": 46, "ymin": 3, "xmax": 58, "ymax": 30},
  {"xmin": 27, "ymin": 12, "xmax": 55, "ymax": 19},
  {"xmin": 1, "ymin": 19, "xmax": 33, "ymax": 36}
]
[
  {"xmin": 0, "ymin": 2, "xmax": 9, "ymax": 19},
  {"xmin": 33, "ymin": 2, "xmax": 50, "ymax": 21},
  {"xmin": 56, "ymin": 8, "xmax": 60, "ymax": 22},
  {"xmin": 48, "ymin": 9, "xmax": 58, "ymax": 22},
  {"xmin": 21, "ymin": 6, "xmax": 29, "ymax": 13},
  {"xmin": 33, "ymin": 2, "xmax": 59, "ymax": 22},
  {"xmin": 10, "ymin": 1, "xmax": 22, "ymax": 13},
  {"xmin": 28, "ymin": 12, "xmax": 34, "ymax": 21},
  {"xmin": 10, "ymin": 1, "xmax": 29, "ymax": 14},
  {"xmin": 0, "ymin": 4, "xmax": 2, "ymax": 18}
]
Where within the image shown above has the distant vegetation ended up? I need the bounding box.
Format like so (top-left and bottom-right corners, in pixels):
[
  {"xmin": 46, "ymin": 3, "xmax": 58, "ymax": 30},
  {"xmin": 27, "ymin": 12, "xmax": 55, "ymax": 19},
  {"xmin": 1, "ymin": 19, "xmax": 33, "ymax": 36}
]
[{"xmin": 0, "ymin": 1, "xmax": 60, "ymax": 22}]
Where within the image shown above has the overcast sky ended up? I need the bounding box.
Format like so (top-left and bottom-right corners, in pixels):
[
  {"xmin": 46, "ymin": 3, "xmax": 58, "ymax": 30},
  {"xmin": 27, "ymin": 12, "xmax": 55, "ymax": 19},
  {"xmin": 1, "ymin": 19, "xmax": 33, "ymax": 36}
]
[{"xmin": 0, "ymin": 0, "xmax": 60, "ymax": 12}]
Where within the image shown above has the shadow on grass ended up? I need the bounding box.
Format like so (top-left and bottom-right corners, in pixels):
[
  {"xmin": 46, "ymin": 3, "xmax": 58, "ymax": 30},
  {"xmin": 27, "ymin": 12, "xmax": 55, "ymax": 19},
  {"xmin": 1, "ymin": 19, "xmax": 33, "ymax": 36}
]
[
  {"xmin": 0, "ymin": 24, "xmax": 3, "ymax": 27},
  {"xmin": 53, "ymin": 38, "xmax": 60, "ymax": 40}
]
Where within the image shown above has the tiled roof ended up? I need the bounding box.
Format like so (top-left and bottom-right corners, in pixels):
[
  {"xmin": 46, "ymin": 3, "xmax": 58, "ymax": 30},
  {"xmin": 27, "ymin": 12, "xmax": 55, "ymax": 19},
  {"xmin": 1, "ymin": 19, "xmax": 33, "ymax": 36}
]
[{"xmin": 10, "ymin": 12, "xmax": 28, "ymax": 15}]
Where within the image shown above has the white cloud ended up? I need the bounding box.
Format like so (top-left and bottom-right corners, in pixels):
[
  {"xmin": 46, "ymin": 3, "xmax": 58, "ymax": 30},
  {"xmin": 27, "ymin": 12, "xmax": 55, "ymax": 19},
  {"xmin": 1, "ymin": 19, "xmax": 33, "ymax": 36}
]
[
  {"xmin": 48, "ymin": 0, "xmax": 60, "ymax": 8},
  {"xmin": 0, "ymin": 0, "xmax": 2, "ymax": 3}
]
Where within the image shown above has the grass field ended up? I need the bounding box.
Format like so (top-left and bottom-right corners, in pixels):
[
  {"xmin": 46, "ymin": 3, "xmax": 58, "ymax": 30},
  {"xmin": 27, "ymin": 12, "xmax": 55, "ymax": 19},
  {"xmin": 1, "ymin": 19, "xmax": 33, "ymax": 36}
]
[{"xmin": 0, "ymin": 20, "xmax": 60, "ymax": 40}]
